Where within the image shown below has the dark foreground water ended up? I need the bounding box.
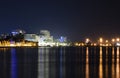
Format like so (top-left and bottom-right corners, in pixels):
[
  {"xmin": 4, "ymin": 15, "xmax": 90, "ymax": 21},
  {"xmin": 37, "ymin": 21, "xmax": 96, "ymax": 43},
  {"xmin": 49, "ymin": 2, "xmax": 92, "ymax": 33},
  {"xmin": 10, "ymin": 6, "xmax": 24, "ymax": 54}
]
[{"xmin": 0, "ymin": 46, "xmax": 119, "ymax": 78}]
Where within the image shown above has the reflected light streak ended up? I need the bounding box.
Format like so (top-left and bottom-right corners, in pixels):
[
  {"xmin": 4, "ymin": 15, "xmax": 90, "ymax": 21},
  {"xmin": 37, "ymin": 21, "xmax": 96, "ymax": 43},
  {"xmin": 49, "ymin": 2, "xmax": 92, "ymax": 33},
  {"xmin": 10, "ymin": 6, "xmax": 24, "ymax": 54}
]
[
  {"xmin": 60, "ymin": 47, "xmax": 63, "ymax": 78},
  {"xmin": 116, "ymin": 47, "xmax": 119, "ymax": 78},
  {"xmin": 38, "ymin": 48, "xmax": 44, "ymax": 78},
  {"xmin": 100, "ymin": 47, "xmax": 102, "ymax": 63},
  {"xmin": 105, "ymin": 47, "xmax": 108, "ymax": 78},
  {"xmin": 116, "ymin": 47, "xmax": 119, "ymax": 62},
  {"xmin": 11, "ymin": 48, "xmax": 17, "ymax": 78},
  {"xmin": 112, "ymin": 47, "xmax": 115, "ymax": 63},
  {"xmin": 44, "ymin": 48, "xmax": 49, "ymax": 78},
  {"xmin": 99, "ymin": 47, "xmax": 103, "ymax": 78},
  {"xmin": 86, "ymin": 47, "xmax": 89, "ymax": 78},
  {"xmin": 106, "ymin": 47, "xmax": 108, "ymax": 63},
  {"xmin": 112, "ymin": 47, "xmax": 115, "ymax": 78}
]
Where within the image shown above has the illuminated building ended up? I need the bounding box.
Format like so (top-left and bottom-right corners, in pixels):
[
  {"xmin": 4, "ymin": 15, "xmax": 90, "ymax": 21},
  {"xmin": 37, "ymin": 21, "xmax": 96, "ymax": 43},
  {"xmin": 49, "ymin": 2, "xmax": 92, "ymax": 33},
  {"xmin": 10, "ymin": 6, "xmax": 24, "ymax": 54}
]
[
  {"xmin": 59, "ymin": 36, "xmax": 67, "ymax": 42},
  {"xmin": 0, "ymin": 29, "xmax": 70, "ymax": 47},
  {"xmin": 54, "ymin": 36, "xmax": 69, "ymax": 46},
  {"xmin": 40, "ymin": 30, "xmax": 50, "ymax": 37},
  {"xmin": 11, "ymin": 29, "xmax": 25, "ymax": 36},
  {"xmin": 24, "ymin": 34, "xmax": 39, "ymax": 42},
  {"xmin": 38, "ymin": 30, "xmax": 54, "ymax": 46}
]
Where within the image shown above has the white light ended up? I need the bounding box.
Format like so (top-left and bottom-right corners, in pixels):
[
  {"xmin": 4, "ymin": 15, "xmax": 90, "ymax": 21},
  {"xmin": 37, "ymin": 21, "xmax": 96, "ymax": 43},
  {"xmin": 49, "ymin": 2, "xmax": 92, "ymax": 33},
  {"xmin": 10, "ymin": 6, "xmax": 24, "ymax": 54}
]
[
  {"xmin": 85, "ymin": 38, "xmax": 90, "ymax": 43},
  {"xmin": 116, "ymin": 43, "xmax": 120, "ymax": 46}
]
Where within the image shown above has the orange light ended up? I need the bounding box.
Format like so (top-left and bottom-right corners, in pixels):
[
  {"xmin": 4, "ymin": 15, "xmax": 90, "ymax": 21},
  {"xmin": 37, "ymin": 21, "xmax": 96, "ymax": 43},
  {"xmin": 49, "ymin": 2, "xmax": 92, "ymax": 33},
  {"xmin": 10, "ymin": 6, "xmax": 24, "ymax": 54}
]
[
  {"xmin": 112, "ymin": 39, "xmax": 115, "ymax": 42},
  {"xmin": 99, "ymin": 38, "xmax": 103, "ymax": 43},
  {"xmin": 116, "ymin": 38, "xmax": 120, "ymax": 42}
]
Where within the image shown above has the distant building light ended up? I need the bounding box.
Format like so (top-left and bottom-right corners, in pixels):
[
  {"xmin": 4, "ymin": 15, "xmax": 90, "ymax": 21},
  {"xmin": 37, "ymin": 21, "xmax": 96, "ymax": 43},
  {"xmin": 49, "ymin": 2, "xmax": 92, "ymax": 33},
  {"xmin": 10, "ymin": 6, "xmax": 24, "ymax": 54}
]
[
  {"xmin": 11, "ymin": 29, "xmax": 25, "ymax": 36},
  {"xmin": 12, "ymin": 32, "xmax": 19, "ymax": 35}
]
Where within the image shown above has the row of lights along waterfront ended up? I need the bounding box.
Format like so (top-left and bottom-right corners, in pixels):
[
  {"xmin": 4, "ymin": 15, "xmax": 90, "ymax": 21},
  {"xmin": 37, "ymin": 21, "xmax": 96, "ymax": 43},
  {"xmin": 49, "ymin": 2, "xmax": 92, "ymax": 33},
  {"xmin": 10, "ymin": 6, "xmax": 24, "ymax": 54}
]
[{"xmin": 74, "ymin": 37, "xmax": 120, "ymax": 46}]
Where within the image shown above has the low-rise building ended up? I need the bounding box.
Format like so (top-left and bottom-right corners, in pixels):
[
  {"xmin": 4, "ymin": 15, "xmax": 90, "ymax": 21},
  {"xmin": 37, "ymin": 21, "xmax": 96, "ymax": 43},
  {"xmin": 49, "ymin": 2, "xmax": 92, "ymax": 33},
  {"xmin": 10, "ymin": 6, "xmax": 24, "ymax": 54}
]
[
  {"xmin": 38, "ymin": 30, "xmax": 54, "ymax": 46},
  {"xmin": 24, "ymin": 34, "xmax": 39, "ymax": 42}
]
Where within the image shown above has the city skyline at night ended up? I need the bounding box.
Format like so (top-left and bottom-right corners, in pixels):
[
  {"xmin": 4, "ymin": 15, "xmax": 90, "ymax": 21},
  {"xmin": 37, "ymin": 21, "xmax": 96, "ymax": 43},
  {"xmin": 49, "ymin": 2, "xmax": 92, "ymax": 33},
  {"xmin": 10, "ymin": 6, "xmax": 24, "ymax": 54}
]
[{"xmin": 0, "ymin": 0, "xmax": 120, "ymax": 41}]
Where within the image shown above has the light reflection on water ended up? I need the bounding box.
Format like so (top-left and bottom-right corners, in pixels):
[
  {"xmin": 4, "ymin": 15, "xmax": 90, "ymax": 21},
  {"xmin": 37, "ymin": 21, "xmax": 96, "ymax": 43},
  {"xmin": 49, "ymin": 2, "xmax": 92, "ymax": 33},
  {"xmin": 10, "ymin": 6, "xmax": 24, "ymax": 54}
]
[
  {"xmin": 99, "ymin": 47, "xmax": 103, "ymax": 78},
  {"xmin": 11, "ymin": 48, "xmax": 17, "ymax": 78},
  {"xmin": 38, "ymin": 48, "xmax": 44, "ymax": 78},
  {"xmin": 112, "ymin": 47, "xmax": 115, "ymax": 78},
  {"xmin": 116, "ymin": 47, "xmax": 119, "ymax": 78},
  {"xmin": 0, "ymin": 47, "xmax": 119, "ymax": 78},
  {"xmin": 86, "ymin": 47, "xmax": 89, "ymax": 78}
]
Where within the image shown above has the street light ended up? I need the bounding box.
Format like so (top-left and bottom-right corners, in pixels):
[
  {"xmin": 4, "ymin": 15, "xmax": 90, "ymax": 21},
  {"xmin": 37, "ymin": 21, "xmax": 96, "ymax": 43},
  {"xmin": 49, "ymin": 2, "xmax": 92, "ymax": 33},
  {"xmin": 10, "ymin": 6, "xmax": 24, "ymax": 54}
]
[
  {"xmin": 116, "ymin": 38, "xmax": 120, "ymax": 42},
  {"xmin": 99, "ymin": 38, "xmax": 103, "ymax": 43},
  {"xmin": 105, "ymin": 40, "xmax": 108, "ymax": 43},
  {"xmin": 99, "ymin": 37, "xmax": 103, "ymax": 46},
  {"xmin": 112, "ymin": 38, "xmax": 115, "ymax": 42},
  {"xmin": 85, "ymin": 38, "xmax": 90, "ymax": 43}
]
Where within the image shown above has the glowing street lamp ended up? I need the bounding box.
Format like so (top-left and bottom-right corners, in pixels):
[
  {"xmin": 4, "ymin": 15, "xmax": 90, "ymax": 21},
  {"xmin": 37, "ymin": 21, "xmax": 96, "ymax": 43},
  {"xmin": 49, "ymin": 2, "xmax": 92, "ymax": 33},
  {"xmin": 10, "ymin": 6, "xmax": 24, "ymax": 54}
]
[
  {"xmin": 112, "ymin": 38, "xmax": 115, "ymax": 42},
  {"xmin": 85, "ymin": 38, "xmax": 90, "ymax": 43},
  {"xmin": 111, "ymin": 38, "xmax": 115, "ymax": 46},
  {"xmin": 116, "ymin": 38, "xmax": 120, "ymax": 42},
  {"xmin": 105, "ymin": 40, "xmax": 108, "ymax": 43},
  {"xmin": 94, "ymin": 43, "xmax": 97, "ymax": 46},
  {"xmin": 99, "ymin": 38, "xmax": 103, "ymax": 43},
  {"xmin": 99, "ymin": 37, "xmax": 103, "ymax": 46}
]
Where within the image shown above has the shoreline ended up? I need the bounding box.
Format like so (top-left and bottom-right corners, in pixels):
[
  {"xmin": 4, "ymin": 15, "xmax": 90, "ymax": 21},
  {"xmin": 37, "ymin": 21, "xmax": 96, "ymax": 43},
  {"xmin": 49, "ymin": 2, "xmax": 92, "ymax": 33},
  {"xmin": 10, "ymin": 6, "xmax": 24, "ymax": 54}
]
[{"xmin": 0, "ymin": 45, "xmax": 119, "ymax": 48}]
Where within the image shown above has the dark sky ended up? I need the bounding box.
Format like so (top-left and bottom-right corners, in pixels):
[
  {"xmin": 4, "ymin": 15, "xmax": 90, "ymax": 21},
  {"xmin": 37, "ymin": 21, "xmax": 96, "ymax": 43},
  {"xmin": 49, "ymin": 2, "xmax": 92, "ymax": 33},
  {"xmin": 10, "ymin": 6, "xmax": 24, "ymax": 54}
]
[{"xmin": 0, "ymin": 0, "xmax": 120, "ymax": 41}]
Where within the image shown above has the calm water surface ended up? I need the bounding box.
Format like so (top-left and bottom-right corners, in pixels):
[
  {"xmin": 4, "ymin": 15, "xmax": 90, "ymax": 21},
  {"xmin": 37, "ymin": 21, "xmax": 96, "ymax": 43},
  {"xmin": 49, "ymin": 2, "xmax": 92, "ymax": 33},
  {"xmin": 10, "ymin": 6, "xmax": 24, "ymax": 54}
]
[{"xmin": 0, "ymin": 47, "xmax": 119, "ymax": 78}]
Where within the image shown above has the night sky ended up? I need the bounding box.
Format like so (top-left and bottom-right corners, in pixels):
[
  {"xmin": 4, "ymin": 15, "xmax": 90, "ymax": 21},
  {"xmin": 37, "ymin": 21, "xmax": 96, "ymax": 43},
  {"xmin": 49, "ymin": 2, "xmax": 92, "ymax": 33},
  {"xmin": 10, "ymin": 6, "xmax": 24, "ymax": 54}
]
[{"xmin": 0, "ymin": 0, "xmax": 120, "ymax": 41}]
